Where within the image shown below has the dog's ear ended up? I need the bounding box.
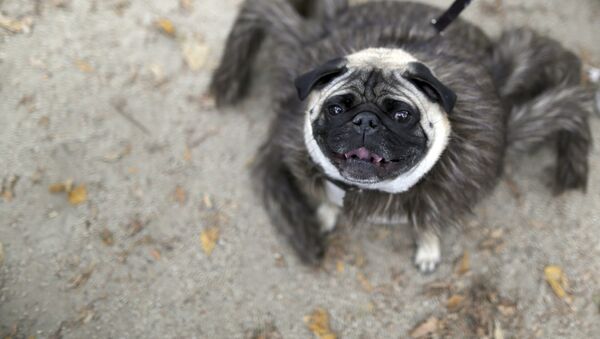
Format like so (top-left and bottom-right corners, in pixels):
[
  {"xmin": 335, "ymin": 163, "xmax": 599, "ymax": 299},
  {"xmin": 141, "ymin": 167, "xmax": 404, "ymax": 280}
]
[
  {"xmin": 295, "ymin": 58, "xmax": 348, "ymax": 101},
  {"xmin": 404, "ymin": 62, "xmax": 457, "ymax": 114}
]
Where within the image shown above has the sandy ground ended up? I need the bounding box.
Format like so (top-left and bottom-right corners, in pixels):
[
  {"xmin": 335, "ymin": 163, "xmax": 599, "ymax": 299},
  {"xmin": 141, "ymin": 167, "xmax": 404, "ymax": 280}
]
[{"xmin": 1, "ymin": 0, "xmax": 600, "ymax": 338}]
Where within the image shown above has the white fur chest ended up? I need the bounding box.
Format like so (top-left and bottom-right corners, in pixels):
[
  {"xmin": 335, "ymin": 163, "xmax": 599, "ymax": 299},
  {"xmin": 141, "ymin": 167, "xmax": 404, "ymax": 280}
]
[
  {"xmin": 324, "ymin": 180, "xmax": 408, "ymax": 225},
  {"xmin": 325, "ymin": 180, "xmax": 346, "ymax": 207}
]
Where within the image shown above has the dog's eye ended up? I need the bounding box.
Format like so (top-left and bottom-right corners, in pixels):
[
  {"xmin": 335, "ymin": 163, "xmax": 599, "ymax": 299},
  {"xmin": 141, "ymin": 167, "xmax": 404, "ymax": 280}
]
[
  {"xmin": 327, "ymin": 104, "xmax": 344, "ymax": 116},
  {"xmin": 342, "ymin": 95, "xmax": 354, "ymax": 106},
  {"xmin": 393, "ymin": 110, "xmax": 412, "ymax": 123}
]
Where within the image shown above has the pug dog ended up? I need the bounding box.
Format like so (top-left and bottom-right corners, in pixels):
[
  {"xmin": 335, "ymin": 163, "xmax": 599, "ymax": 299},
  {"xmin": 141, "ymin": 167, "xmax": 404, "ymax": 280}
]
[{"xmin": 210, "ymin": 0, "xmax": 593, "ymax": 272}]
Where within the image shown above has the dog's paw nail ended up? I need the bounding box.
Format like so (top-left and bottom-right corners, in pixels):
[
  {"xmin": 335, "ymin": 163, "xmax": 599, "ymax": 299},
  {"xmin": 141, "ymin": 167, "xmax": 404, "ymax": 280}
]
[{"xmin": 416, "ymin": 259, "xmax": 439, "ymax": 273}]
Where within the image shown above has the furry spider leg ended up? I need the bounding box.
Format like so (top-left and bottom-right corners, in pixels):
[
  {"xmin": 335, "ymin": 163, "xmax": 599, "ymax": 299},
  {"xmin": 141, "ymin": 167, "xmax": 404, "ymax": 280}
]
[{"xmin": 491, "ymin": 28, "xmax": 593, "ymax": 192}]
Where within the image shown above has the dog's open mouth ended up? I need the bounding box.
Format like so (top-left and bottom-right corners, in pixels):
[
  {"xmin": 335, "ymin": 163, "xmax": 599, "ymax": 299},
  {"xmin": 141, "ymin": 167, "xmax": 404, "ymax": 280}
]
[
  {"xmin": 340, "ymin": 146, "xmax": 398, "ymax": 167},
  {"xmin": 328, "ymin": 146, "xmax": 411, "ymax": 182},
  {"xmin": 344, "ymin": 147, "xmax": 383, "ymax": 164}
]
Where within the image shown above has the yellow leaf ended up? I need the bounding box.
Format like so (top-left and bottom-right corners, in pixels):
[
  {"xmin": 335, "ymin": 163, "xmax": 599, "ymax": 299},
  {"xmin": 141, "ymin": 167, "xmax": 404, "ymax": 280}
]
[
  {"xmin": 304, "ymin": 308, "xmax": 336, "ymax": 339},
  {"xmin": 181, "ymin": 37, "xmax": 209, "ymax": 71},
  {"xmin": 69, "ymin": 264, "xmax": 95, "ymax": 289},
  {"xmin": 183, "ymin": 145, "xmax": 192, "ymax": 162},
  {"xmin": 203, "ymin": 193, "xmax": 213, "ymax": 209},
  {"xmin": 455, "ymin": 250, "xmax": 470, "ymax": 275},
  {"xmin": 68, "ymin": 185, "xmax": 87, "ymax": 205},
  {"xmin": 200, "ymin": 227, "xmax": 219, "ymax": 256},
  {"xmin": 180, "ymin": 0, "xmax": 193, "ymax": 11},
  {"xmin": 174, "ymin": 185, "xmax": 187, "ymax": 205},
  {"xmin": 447, "ymin": 294, "xmax": 465, "ymax": 312},
  {"xmin": 494, "ymin": 319, "xmax": 505, "ymax": 339},
  {"xmin": 156, "ymin": 18, "xmax": 176, "ymax": 36},
  {"xmin": 150, "ymin": 249, "xmax": 161, "ymax": 261},
  {"xmin": 0, "ymin": 13, "xmax": 33, "ymax": 33},
  {"xmin": 356, "ymin": 271, "xmax": 373, "ymax": 292},
  {"xmin": 410, "ymin": 316, "xmax": 439, "ymax": 338},
  {"xmin": 75, "ymin": 59, "xmax": 94, "ymax": 73},
  {"xmin": 49, "ymin": 179, "xmax": 73, "ymax": 193},
  {"xmin": 544, "ymin": 265, "xmax": 572, "ymax": 303},
  {"xmin": 100, "ymin": 228, "xmax": 114, "ymax": 246},
  {"xmin": 497, "ymin": 303, "xmax": 516, "ymax": 317},
  {"xmin": 2, "ymin": 190, "xmax": 13, "ymax": 202},
  {"xmin": 336, "ymin": 261, "xmax": 345, "ymax": 273}
]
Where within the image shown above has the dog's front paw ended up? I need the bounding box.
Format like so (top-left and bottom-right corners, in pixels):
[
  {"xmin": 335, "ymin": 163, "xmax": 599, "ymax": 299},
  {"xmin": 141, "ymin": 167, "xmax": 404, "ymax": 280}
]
[
  {"xmin": 209, "ymin": 74, "xmax": 244, "ymax": 108},
  {"xmin": 317, "ymin": 203, "xmax": 340, "ymax": 233},
  {"xmin": 414, "ymin": 231, "xmax": 441, "ymax": 273},
  {"xmin": 294, "ymin": 237, "xmax": 326, "ymax": 266}
]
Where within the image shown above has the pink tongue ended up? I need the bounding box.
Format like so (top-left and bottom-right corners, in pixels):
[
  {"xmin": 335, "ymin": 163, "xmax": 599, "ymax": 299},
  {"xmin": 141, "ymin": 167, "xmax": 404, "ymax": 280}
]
[
  {"xmin": 356, "ymin": 147, "xmax": 370, "ymax": 160},
  {"xmin": 345, "ymin": 147, "xmax": 383, "ymax": 163}
]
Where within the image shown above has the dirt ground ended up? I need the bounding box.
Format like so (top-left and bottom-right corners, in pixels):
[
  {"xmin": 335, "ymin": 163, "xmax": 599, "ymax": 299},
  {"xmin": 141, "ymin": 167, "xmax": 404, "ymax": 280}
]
[{"xmin": 1, "ymin": 0, "xmax": 600, "ymax": 338}]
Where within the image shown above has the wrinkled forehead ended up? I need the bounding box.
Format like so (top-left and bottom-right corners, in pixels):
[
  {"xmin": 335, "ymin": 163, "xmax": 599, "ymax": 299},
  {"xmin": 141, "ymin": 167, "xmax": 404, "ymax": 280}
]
[
  {"xmin": 318, "ymin": 48, "xmax": 425, "ymax": 104},
  {"xmin": 324, "ymin": 68, "xmax": 413, "ymax": 103}
]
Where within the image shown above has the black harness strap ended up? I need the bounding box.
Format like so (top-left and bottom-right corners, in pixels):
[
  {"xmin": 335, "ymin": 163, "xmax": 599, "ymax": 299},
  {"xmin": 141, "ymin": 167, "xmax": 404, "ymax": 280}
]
[{"xmin": 431, "ymin": 0, "xmax": 474, "ymax": 33}]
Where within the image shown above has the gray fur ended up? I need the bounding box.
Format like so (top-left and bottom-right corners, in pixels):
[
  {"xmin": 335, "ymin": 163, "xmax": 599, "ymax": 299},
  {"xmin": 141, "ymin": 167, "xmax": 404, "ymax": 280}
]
[{"xmin": 211, "ymin": 0, "xmax": 593, "ymax": 268}]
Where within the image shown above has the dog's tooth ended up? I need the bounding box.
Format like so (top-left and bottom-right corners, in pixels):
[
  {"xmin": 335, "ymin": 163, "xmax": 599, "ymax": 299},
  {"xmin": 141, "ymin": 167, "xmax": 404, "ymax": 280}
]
[{"xmin": 372, "ymin": 154, "xmax": 383, "ymax": 163}]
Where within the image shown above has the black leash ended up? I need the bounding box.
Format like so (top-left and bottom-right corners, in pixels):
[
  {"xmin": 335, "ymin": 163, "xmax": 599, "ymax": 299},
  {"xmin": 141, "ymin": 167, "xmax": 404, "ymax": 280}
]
[{"xmin": 431, "ymin": 0, "xmax": 474, "ymax": 33}]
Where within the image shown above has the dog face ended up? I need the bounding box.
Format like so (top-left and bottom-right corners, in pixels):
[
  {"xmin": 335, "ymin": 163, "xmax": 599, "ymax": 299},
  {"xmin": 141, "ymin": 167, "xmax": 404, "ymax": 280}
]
[{"xmin": 297, "ymin": 48, "xmax": 456, "ymax": 193}]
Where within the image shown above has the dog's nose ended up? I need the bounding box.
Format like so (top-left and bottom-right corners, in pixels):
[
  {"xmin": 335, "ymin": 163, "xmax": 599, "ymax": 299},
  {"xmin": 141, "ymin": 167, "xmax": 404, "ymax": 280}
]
[{"xmin": 352, "ymin": 112, "xmax": 379, "ymax": 135}]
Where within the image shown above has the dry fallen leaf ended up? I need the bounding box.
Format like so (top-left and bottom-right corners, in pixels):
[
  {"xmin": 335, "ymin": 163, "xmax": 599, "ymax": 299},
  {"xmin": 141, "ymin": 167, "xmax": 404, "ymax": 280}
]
[
  {"xmin": 150, "ymin": 249, "xmax": 161, "ymax": 261},
  {"xmin": 447, "ymin": 294, "xmax": 466, "ymax": 312},
  {"xmin": 75, "ymin": 59, "xmax": 94, "ymax": 73},
  {"xmin": 68, "ymin": 185, "xmax": 87, "ymax": 205},
  {"xmin": 352, "ymin": 248, "xmax": 366, "ymax": 268},
  {"xmin": 53, "ymin": 0, "xmax": 70, "ymax": 8},
  {"xmin": 479, "ymin": 228, "xmax": 505, "ymax": 252},
  {"xmin": 200, "ymin": 227, "xmax": 219, "ymax": 256},
  {"xmin": 181, "ymin": 37, "xmax": 210, "ymax": 71},
  {"xmin": 203, "ymin": 193, "xmax": 213, "ymax": 209},
  {"xmin": 198, "ymin": 92, "xmax": 216, "ymax": 109},
  {"xmin": 356, "ymin": 271, "xmax": 374, "ymax": 292},
  {"xmin": 304, "ymin": 308, "xmax": 336, "ymax": 339},
  {"xmin": 497, "ymin": 303, "xmax": 516, "ymax": 317},
  {"xmin": 455, "ymin": 250, "xmax": 470, "ymax": 275},
  {"xmin": 69, "ymin": 265, "xmax": 95, "ymax": 289},
  {"xmin": 156, "ymin": 18, "xmax": 176, "ymax": 37},
  {"xmin": 100, "ymin": 228, "xmax": 114, "ymax": 246},
  {"xmin": 102, "ymin": 144, "xmax": 132, "ymax": 162},
  {"xmin": 50, "ymin": 180, "xmax": 87, "ymax": 205},
  {"xmin": 128, "ymin": 219, "xmax": 144, "ymax": 236},
  {"xmin": 544, "ymin": 265, "xmax": 572, "ymax": 303},
  {"xmin": 183, "ymin": 145, "xmax": 192, "ymax": 162},
  {"xmin": 174, "ymin": 185, "xmax": 187, "ymax": 205},
  {"xmin": 493, "ymin": 319, "xmax": 505, "ymax": 339},
  {"xmin": 49, "ymin": 179, "xmax": 73, "ymax": 193},
  {"xmin": 336, "ymin": 261, "xmax": 345, "ymax": 273},
  {"xmin": 410, "ymin": 316, "xmax": 439, "ymax": 338},
  {"xmin": 0, "ymin": 13, "xmax": 33, "ymax": 33},
  {"xmin": 76, "ymin": 306, "xmax": 95, "ymax": 325},
  {"xmin": 49, "ymin": 183, "xmax": 66, "ymax": 193},
  {"xmin": 1, "ymin": 175, "xmax": 19, "ymax": 202},
  {"xmin": 274, "ymin": 252, "xmax": 286, "ymax": 268},
  {"xmin": 180, "ymin": 0, "xmax": 193, "ymax": 11},
  {"xmin": 424, "ymin": 280, "xmax": 452, "ymax": 296}
]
